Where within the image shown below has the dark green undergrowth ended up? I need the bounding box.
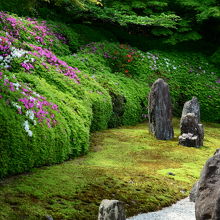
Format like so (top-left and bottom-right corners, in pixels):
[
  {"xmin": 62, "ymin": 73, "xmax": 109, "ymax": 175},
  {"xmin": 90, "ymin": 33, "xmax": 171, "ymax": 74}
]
[{"xmin": 0, "ymin": 120, "xmax": 219, "ymax": 220}]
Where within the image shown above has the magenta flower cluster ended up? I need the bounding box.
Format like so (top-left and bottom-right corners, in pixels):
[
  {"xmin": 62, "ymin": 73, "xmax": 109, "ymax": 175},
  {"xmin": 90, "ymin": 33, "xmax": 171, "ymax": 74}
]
[
  {"xmin": 0, "ymin": 71, "xmax": 59, "ymax": 129},
  {"xmin": 0, "ymin": 12, "xmax": 67, "ymax": 47},
  {"xmin": 29, "ymin": 44, "xmax": 80, "ymax": 82},
  {"xmin": 0, "ymin": 12, "xmax": 81, "ymax": 81},
  {"xmin": 20, "ymin": 62, "xmax": 34, "ymax": 71}
]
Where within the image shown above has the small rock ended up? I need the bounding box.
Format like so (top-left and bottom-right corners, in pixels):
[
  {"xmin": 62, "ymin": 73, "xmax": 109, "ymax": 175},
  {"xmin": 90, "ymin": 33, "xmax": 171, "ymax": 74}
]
[
  {"xmin": 131, "ymin": 200, "xmax": 136, "ymax": 205},
  {"xmin": 179, "ymin": 133, "xmax": 199, "ymax": 148},
  {"xmin": 179, "ymin": 113, "xmax": 203, "ymax": 148},
  {"xmin": 179, "ymin": 97, "xmax": 204, "ymax": 148},
  {"xmin": 98, "ymin": 199, "xmax": 126, "ymax": 220},
  {"xmin": 168, "ymin": 172, "xmax": 175, "ymax": 176},
  {"xmin": 180, "ymin": 189, "xmax": 186, "ymax": 194},
  {"xmin": 45, "ymin": 215, "xmax": 53, "ymax": 220}
]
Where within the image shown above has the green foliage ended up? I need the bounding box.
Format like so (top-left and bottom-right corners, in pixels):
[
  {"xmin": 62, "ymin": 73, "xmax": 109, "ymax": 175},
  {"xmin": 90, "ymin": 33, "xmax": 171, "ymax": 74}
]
[
  {"xmin": 48, "ymin": 22, "xmax": 116, "ymax": 52},
  {"xmin": 210, "ymin": 47, "xmax": 220, "ymax": 66},
  {"xmin": 197, "ymin": 6, "xmax": 220, "ymax": 21},
  {"xmin": 0, "ymin": 70, "xmax": 92, "ymax": 178},
  {"xmin": 61, "ymin": 50, "xmax": 149, "ymax": 128},
  {"xmin": 0, "ymin": 0, "xmax": 37, "ymax": 15},
  {"xmin": 83, "ymin": 2, "xmax": 180, "ymax": 28}
]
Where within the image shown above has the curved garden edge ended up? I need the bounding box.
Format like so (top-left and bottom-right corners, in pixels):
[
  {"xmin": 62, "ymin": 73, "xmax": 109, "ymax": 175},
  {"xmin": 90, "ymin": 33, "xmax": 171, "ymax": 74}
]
[{"xmin": 0, "ymin": 120, "xmax": 219, "ymax": 219}]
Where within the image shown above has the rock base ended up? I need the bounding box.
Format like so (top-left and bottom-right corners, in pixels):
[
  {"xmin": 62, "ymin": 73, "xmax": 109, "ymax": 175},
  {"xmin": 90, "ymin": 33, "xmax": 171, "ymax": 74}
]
[
  {"xmin": 179, "ymin": 113, "xmax": 204, "ymax": 148},
  {"xmin": 179, "ymin": 133, "xmax": 200, "ymax": 148}
]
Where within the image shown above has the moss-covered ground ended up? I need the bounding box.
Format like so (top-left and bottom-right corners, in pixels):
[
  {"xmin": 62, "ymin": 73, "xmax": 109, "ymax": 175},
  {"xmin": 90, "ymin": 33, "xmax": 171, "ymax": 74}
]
[{"xmin": 0, "ymin": 119, "xmax": 220, "ymax": 220}]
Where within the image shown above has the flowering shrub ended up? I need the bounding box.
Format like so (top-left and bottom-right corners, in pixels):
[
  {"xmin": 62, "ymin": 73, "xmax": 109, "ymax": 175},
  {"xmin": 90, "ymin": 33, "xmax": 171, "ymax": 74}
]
[
  {"xmin": 0, "ymin": 11, "xmax": 81, "ymax": 80},
  {"xmin": 0, "ymin": 36, "xmax": 33, "ymax": 70},
  {"xmin": 0, "ymin": 70, "xmax": 59, "ymax": 136},
  {"xmin": 80, "ymin": 42, "xmax": 141, "ymax": 76},
  {"xmin": 28, "ymin": 44, "xmax": 80, "ymax": 82},
  {"xmin": 0, "ymin": 12, "xmax": 83, "ymax": 136},
  {"xmin": 0, "ymin": 12, "xmax": 67, "ymax": 51}
]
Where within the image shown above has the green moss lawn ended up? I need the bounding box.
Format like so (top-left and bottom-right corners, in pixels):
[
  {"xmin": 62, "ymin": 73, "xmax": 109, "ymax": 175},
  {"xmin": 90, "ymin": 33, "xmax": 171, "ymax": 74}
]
[{"xmin": 0, "ymin": 119, "xmax": 219, "ymax": 219}]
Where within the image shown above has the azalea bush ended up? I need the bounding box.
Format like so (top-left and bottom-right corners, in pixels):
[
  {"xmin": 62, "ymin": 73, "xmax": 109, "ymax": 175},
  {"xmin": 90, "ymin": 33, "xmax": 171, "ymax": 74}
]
[
  {"xmin": 0, "ymin": 12, "xmax": 70, "ymax": 55},
  {"xmin": 0, "ymin": 70, "xmax": 59, "ymax": 136},
  {"xmin": 0, "ymin": 12, "xmax": 91, "ymax": 178},
  {"xmin": 80, "ymin": 42, "xmax": 144, "ymax": 76},
  {"xmin": 78, "ymin": 41, "xmax": 220, "ymax": 122}
]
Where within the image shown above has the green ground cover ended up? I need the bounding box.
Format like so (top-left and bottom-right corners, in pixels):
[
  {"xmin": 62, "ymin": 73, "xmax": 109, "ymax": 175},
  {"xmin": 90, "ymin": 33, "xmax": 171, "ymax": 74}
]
[{"xmin": 0, "ymin": 119, "xmax": 219, "ymax": 220}]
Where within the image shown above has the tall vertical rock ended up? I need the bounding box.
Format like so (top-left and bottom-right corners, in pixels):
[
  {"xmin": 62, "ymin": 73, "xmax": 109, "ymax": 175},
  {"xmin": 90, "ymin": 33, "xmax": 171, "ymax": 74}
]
[
  {"xmin": 98, "ymin": 200, "xmax": 126, "ymax": 220},
  {"xmin": 181, "ymin": 96, "xmax": 200, "ymax": 123},
  {"xmin": 179, "ymin": 97, "xmax": 204, "ymax": 147},
  {"xmin": 194, "ymin": 149, "xmax": 220, "ymax": 220},
  {"xmin": 148, "ymin": 78, "xmax": 174, "ymax": 140}
]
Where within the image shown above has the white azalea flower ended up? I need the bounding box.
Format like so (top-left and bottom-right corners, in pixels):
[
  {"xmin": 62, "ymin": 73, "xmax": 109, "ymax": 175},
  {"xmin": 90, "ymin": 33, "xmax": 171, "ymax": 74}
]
[
  {"xmin": 13, "ymin": 82, "xmax": 21, "ymax": 90},
  {"xmin": 23, "ymin": 120, "xmax": 33, "ymax": 137},
  {"xmin": 12, "ymin": 102, "xmax": 22, "ymax": 110},
  {"xmin": 26, "ymin": 110, "xmax": 35, "ymax": 120}
]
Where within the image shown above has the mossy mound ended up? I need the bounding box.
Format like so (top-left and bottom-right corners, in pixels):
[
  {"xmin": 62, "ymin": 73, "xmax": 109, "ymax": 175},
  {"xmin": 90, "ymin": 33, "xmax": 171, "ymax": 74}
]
[{"xmin": 0, "ymin": 120, "xmax": 219, "ymax": 219}]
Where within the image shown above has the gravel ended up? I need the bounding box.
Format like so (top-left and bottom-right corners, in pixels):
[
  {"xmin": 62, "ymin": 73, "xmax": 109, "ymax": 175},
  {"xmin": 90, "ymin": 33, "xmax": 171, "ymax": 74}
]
[{"xmin": 127, "ymin": 197, "xmax": 195, "ymax": 220}]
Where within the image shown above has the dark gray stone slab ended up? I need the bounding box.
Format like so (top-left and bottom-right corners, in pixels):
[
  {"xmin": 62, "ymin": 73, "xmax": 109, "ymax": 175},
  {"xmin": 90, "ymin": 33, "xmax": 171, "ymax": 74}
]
[
  {"xmin": 181, "ymin": 96, "xmax": 200, "ymax": 124},
  {"xmin": 179, "ymin": 113, "xmax": 204, "ymax": 148},
  {"xmin": 195, "ymin": 149, "xmax": 220, "ymax": 220},
  {"xmin": 148, "ymin": 78, "xmax": 174, "ymax": 140},
  {"xmin": 189, "ymin": 181, "xmax": 199, "ymax": 202}
]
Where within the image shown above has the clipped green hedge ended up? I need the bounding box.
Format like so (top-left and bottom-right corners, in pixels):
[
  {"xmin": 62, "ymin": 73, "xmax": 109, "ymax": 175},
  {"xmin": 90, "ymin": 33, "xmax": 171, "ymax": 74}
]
[
  {"xmin": 73, "ymin": 41, "xmax": 220, "ymax": 122},
  {"xmin": 0, "ymin": 74, "xmax": 92, "ymax": 178},
  {"xmin": 61, "ymin": 53, "xmax": 149, "ymax": 128}
]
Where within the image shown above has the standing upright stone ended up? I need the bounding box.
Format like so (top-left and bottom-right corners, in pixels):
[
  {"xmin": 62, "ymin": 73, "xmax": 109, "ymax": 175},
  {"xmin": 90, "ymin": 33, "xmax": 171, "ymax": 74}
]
[
  {"xmin": 181, "ymin": 96, "xmax": 200, "ymax": 123},
  {"xmin": 148, "ymin": 78, "xmax": 174, "ymax": 140},
  {"xmin": 98, "ymin": 200, "xmax": 126, "ymax": 220},
  {"xmin": 179, "ymin": 97, "xmax": 204, "ymax": 147}
]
